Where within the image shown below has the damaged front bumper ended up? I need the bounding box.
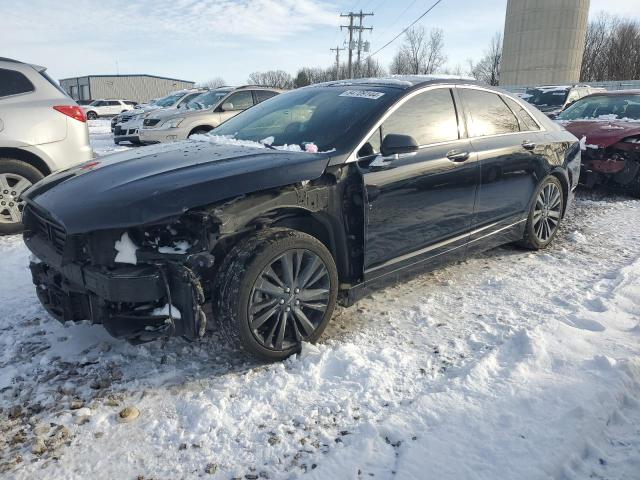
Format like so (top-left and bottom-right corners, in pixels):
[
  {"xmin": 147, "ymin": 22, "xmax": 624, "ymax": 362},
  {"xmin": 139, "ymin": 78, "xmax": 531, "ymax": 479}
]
[
  {"xmin": 580, "ymin": 144, "xmax": 640, "ymax": 190},
  {"xmin": 23, "ymin": 208, "xmax": 208, "ymax": 345}
]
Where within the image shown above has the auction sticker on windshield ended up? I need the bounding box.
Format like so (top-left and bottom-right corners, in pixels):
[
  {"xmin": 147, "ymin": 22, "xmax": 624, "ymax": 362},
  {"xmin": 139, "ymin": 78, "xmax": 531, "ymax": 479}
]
[{"xmin": 339, "ymin": 90, "xmax": 385, "ymax": 100}]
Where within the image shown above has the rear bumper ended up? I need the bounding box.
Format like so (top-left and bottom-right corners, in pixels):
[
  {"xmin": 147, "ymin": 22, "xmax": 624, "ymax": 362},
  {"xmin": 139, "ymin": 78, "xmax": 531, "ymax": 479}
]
[{"xmin": 24, "ymin": 230, "xmax": 206, "ymax": 344}]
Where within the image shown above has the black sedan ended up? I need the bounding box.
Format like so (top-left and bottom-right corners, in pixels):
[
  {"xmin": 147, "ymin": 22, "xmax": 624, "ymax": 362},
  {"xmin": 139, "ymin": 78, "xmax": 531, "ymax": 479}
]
[{"xmin": 22, "ymin": 77, "xmax": 581, "ymax": 360}]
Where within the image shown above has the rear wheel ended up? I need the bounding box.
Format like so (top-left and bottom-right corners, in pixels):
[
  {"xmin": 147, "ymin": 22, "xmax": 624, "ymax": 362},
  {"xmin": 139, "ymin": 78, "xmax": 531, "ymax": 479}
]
[
  {"xmin": 216, "ymin": 228, "xmax": 338, "ymax": 361},
  {"xmin": 86, "ymin": 111, "xmax": 97, "ymax": 120},
  {"xmin": 0, "ymin": 159, "xmax": 44, "ymax": 235},
  {"xmin": 518, "ymin": 175, "xmax": 564, "ymax": 250}
]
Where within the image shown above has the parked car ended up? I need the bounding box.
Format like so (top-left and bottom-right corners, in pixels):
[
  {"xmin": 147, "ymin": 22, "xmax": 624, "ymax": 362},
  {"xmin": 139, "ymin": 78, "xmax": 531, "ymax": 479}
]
[
  {"xmin": 525, "ymin": 85, "xmax": 606, "ymax": 117},
  {"xmin": 83, "ymin": 99, "xmax": 136, "ymax": 119},
  {"xmin": 22, "ymin": 77, "xmax": 580, "ymax": 360},
  {"xmin": 556, "ymin": 90, "xmax": 640, "ymax": 196},
  {"xmin": 0, "ymin": 57, "xmax": 91, "ymax": 234},
  {"xmin": 113, "ymin": 89, "xmax": 208, "ymax": 144},
  {"xmin": 138, "ymin": 86, "xmax": 281, "ymax": 144}
]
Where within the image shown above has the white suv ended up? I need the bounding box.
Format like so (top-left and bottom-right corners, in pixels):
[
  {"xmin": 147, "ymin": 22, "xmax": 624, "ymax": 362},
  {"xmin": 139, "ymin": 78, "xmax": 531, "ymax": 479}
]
[
  {"xmin": 0, "ymin": 57, "xmax": 92, "ymax": 234},
  {"xmin": 83, "ymin": 99, "xmax": 136, "ymax": 119}
]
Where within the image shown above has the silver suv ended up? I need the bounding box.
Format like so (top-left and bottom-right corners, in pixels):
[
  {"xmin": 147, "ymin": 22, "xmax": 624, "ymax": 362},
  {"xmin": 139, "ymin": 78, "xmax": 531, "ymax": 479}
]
[
  {"xmin": 113, "ymin": 89, "xmax": 207, "ymax": 145},
  {"xmin": 0, "ymin": 57, "xmax": 91, "ymax": 234},
  {"xmin": 138, "ymin": 86, "xmax": 281, "ymax": 144}
]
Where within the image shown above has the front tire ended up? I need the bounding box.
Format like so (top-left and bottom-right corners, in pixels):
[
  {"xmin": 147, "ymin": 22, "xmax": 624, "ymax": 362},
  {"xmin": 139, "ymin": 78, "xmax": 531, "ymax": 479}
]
[
  {"xmin": 0, "ymin": 159, "xmax": 44, "ymax": 235},
  {"xmin": 216, "ymin": 228, "xmax": 338, "ymax": 361},
  {"xmin": 86, "ymin": 111, "xmax": 98, "ymax": 120},
  {"xmin": 518, "ymin": 175, "xmax": 564, "ymax": 250}
]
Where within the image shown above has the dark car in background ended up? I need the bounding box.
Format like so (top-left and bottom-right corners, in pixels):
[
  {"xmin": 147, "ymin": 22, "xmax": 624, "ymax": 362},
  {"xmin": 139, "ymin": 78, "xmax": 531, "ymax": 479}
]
[
  {"xmin": 524, "ymin": 85, "xmax": 605, "ymax": 117},
  {"xmin": 557, "ymin": 90, "xmax": 640, "ymax": 196},
  {"xmin": 22, "ymin": 77, "xmax": 580, "ymax": 360}
]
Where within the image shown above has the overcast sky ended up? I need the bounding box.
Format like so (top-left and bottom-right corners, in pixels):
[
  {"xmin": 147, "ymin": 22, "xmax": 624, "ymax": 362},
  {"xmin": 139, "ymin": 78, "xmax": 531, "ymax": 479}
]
[{"xmin": 2, "ymin": 0, "xmax": 638, "ymax": 85}]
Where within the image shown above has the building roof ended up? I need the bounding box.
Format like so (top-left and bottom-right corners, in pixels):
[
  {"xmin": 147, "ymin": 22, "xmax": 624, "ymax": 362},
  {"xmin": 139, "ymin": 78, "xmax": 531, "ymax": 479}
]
[{"xmin": 59, "ymin": 73, "xmax": 195, "ymax": 84}]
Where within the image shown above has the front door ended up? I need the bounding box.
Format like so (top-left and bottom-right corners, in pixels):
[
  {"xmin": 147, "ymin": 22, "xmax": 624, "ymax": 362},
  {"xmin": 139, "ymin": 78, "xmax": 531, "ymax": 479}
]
[{"xmin": 358, "ymin": 87, "xmax": 479, "ymax": 280}]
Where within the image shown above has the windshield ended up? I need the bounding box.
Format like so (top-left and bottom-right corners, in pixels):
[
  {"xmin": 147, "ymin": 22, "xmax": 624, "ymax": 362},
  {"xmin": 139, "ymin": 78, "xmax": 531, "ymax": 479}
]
[
  {"xmin": 526, "ymin": 88, "xmax": 569, "ymax": 107},
  {"xmin": 154, "ymin": 93, "xmax": 185, "ymax": 108},
  {"xmin": 211, "ymin": 86, "xmax": 397, "ymax": 152},
  {"xmin": 186, "ymin": 90, "xmax": 229, "ymax": 110},
  {"xmin": 557, "ymin": 94, "xmax": 640, "ymax": 121}
]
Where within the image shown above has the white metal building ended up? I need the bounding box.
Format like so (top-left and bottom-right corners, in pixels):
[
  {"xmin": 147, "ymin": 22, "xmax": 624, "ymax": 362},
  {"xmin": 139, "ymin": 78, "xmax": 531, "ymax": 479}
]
[{"xmin": 59, "ymin": 74, "xmax": 195, "ymax": 103}]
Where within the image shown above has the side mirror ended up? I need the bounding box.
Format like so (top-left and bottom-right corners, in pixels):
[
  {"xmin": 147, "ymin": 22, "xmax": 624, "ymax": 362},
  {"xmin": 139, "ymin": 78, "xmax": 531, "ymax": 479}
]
[
  {"xmin": 221, "ymin": 102, "xmax": 235, "ymax": 112},
  {"xmin": 380, "ymin": 134, "xmax": 419, "ymax": 157}
]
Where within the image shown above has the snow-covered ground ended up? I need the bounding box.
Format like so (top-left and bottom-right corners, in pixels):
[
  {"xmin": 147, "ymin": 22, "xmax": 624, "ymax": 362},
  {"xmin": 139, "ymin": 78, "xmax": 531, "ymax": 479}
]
[{"xmin": 1, "ymin": 121, "xmax": 639, "ymax": 479}]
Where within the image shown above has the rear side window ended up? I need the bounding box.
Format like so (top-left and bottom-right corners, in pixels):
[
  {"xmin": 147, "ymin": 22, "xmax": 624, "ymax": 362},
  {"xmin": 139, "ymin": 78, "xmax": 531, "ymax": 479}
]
[
  {"xmin": 382, "ymin": 88, "xmax": 459, "ymax": 145},
  {"xmin": 255, "ymin": 90, "xmax": 279, "ymax": 103},
  {"xmin": 0, "ymin": 68, "xmax": 35, "ymax": 97},
  {"xmin": 503, "ymin": 97, "xmax": 540, "ymax": 131},
  {"xmin": 224, "ymin": 91, "xmax": 254, "ymax": 110},
  {"xmin": 460, "ymin": 88, "xmax": 519, "ymax": 137},
  {"xmin": 107, "ymin": 100, "xmax": 120, "ymax": 106}
]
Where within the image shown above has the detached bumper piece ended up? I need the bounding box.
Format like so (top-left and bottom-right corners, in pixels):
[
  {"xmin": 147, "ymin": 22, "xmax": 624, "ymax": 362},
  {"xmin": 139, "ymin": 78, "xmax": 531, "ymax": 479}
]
[{"xmin": 29, "ymin": 260, "xmax": 206, "ymax": 345}]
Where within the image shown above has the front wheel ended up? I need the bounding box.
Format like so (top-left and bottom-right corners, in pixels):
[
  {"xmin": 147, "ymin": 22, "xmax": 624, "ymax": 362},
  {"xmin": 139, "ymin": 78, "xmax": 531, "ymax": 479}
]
[
  {"xmin": 86, "ymin": 111, "xmax": 98, "ymax": 120},
  {"xmin": 518, "ymin": 175, "xmax": 564, "ymax": 250},
  {"xmin": 216, "ymin": 228, "xmax": 338, "ymax": 361}
]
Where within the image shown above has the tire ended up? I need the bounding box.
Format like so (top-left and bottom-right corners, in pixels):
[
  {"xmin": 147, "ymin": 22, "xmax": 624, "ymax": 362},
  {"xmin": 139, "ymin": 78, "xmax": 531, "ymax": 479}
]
[
  {"xmin": 0, "ymin": 159, "xmax": 44, "ymax": 235},
  {"xmin": 517, "ymin": 175, "xmax": 564, "ymax": 250},
  {"xmin": 86, "ymin": 111, "xmax": 97, "ymax": 120},
  {"xmin": 215, "ymin": 228, "xmax": 339, "ymax": 361}
]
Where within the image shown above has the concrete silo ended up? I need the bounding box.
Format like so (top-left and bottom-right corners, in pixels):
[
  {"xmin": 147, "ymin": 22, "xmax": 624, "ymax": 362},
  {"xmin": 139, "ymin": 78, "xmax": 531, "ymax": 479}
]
[{"xmin": 500, "ymin": 0, "xmax": 590, "ymax": 87}]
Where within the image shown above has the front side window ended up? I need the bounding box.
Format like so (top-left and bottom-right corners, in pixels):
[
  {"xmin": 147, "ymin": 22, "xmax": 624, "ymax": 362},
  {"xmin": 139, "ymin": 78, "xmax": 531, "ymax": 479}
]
[
  {"xmin": 503, "ymin": 97, "xmax": 540, "ymax": 131},
  {"xmin": 223, "ymin": 91, "xmax": 254, "ymax": 111},
  {"xmin": 0, "ymin": 68, "xmax": 35, "ymax": 97},
  {"xmin": 107, "ymin": 100, "xmax": 120, "ymax": 106},
  {"xmin": 382, "ymin": 88, "xmax": 459, "ymax": 145},
  {"xmin": 460, "ymin": 89, "xmax": 519, "ymax": 137}
]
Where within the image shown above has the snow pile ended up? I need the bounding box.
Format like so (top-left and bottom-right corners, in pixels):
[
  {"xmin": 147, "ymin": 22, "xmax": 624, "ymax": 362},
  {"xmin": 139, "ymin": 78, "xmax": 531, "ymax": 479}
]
[
  {"xmin": 190, "ymin": 133, "xmax": 325, "ymax": 153},
  {"xmin": 158, "ymin": 240, "xmax": 190, "ymax": 254},
  {"xmin": 151, "ymin": 303, "xmax": 182, "ymax": 319},
  {"xmin": 114, "ymin": 232, "xmax": 137, "ymax": 265}
]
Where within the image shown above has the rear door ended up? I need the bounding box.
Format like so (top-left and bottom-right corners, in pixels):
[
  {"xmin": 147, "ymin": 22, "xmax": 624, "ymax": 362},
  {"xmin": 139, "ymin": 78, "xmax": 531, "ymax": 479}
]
[
  {"xmin": 359, "ymin": 87, "xmax": 479, "ymax": 278},
  {"xmin": 457, "ymin": 87, "xmax": 546, "ymax": 251}
]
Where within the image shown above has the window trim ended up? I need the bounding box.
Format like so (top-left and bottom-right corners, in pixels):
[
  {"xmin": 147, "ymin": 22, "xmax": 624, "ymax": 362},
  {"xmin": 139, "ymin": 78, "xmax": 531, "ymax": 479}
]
[
  {"xmin": 346, "ymin": 83, "xmax": 545, "ymax": 163},
  {"xmin": 0, "ymin": 67, "xmax": 35, "ymax": 99},
  {"xmin": 502, "ymin": 94, "xmax": 541, "ymax": 133}
]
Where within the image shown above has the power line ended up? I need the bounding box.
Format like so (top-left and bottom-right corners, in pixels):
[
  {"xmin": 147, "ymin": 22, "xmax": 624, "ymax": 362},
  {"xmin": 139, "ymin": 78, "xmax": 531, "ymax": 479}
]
[
  {"xmin": 367, "ymin": 0, "xmax": 444, "ymax": 59},
  {"xmin": 371, "ymin": 0, "xmax": 420, "ymax": 45}
]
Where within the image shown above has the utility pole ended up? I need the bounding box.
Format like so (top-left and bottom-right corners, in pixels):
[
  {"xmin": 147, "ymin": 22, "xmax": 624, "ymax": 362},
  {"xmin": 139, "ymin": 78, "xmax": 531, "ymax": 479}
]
[
  {"xmin": 330, "ymin": 45, "xmax": 345, "ymax": 80},
  {"xmin": 340, "ymin": 11, "xmax": 373, "ymax": 78}
]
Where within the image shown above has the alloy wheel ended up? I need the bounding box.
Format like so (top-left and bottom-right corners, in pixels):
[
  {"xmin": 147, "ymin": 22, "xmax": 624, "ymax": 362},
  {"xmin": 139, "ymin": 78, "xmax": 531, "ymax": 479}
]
[
  {"xmin": 249, "ymin": 249, "xmax": 331, "ymax": 351},
  {"xmin": 533, "ymin": 182, "xmax": 562, "ymax": 243},
  {"xmin": 0, "ymin": 173, "xmax": 32, "ymax": 224}
]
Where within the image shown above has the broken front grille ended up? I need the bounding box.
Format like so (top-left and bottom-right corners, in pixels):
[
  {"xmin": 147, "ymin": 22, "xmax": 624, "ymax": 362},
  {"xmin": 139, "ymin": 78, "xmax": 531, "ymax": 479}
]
[{"xmin": 26, "ymin": 206, "xmax": 67, "ymax": 255}]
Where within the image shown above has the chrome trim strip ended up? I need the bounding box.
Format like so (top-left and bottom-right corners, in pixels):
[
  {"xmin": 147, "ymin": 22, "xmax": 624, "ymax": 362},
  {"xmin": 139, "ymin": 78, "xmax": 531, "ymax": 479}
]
[{"xmin": 365, "ymin": 218, "xmax": 526, "ymax": 278}]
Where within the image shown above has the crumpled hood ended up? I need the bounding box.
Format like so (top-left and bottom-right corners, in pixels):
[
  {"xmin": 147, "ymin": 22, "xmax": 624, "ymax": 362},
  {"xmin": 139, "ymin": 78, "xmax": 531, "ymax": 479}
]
[
  {"xmin": 561, "ymin": 120, "xmax": 640, "ymax": 148},
  {"xmin": 23, "ymin": 141, "xmax": 332, "ymax": 234}
]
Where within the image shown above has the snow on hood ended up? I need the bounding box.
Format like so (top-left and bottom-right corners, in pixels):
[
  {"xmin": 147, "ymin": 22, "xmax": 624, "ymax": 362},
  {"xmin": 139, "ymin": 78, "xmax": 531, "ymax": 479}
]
[
  {"xmin": 559, "ymin": 119, "xmax": 640, "ymax": 148},
  {"xmin": 190, "ymin": 134, "xmax": 330, "ymax": 154}
]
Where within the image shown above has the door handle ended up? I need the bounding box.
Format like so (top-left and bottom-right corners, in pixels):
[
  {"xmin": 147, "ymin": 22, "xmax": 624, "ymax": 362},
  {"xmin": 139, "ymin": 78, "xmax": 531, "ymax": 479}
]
[
  {"xmin": 446, "ymin": 150, "xmax": 470, "ymax": 162},
  {"xmin": 522, "ymin": 140, "xmax": 536, "ymax": 150}
]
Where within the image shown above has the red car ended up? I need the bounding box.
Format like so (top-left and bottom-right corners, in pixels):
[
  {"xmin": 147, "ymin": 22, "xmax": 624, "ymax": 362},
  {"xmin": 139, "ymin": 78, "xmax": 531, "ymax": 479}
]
[{"xmin": 556, "ymin": 90, "xmax": 640, "ymax": 197}]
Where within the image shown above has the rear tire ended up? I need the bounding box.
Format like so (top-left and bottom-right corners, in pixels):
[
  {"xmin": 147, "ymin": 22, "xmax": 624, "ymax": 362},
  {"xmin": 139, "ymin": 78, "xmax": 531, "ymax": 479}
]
[
  {"xmin": 517, "ymin": 175, "xmax": 564, "ymax": 250},
  {"xmin": 0, "ymin": 159, "xmax": 44, "ymax": 235},
  {"xmin": 86, "ymin": 111, "xmax": 97, "ymax": 120},
  {"xmin": 215, "ymin": 228, "xmax": 338, "ymax": 361}
]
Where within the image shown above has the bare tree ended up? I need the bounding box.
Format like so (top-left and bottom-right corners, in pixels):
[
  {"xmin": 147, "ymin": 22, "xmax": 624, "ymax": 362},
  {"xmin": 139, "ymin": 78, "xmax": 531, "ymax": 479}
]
[
  {"xmin": 198, "ymin": 77, "xmax": 226, "ymax": 88},
  {"xmin": 247, "ymin": 70, "xmax": 294, "ymax": 89},
  {"xmin": 581, "ymin": 13, "xmax": 640, "ymax": 82},
  {"xmin": 389, "ymin": 27, "xmax": 447, "ymax": 75},
  {"xmin": 355, "ymin": 57, "xmax": 387, "ymax": 78},
  {"xmin": 470, "ymin": 32, "xmax": 502, "ymax": 85}
]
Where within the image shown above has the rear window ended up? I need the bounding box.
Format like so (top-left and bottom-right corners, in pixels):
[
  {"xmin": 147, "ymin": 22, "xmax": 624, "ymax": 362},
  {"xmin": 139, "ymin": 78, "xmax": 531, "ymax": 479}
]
[
  {"xmin": 0, "ymin": 68, "xmax": 35, "ymax": 97},
  {"xmin": 460, "ymin": 88, "xmax": 520, "ymax": 137},
  {"xmin": 255, "ymin": 90, "xmax": 279, "ymax": 103},
  {"xmin": 504, "ymin": 96, "xmax": 540, "ymax": 131}
]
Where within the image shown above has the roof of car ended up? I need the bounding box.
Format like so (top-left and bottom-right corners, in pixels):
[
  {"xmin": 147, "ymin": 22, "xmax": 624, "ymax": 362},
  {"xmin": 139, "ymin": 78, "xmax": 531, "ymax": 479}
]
[
  {"xmin": 313, "ymin": 75, "xmax": 486, "ymax": 90},
  {"xmin": 582, "ymin": 89, "xmax": 640, "ymax": 96}
]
